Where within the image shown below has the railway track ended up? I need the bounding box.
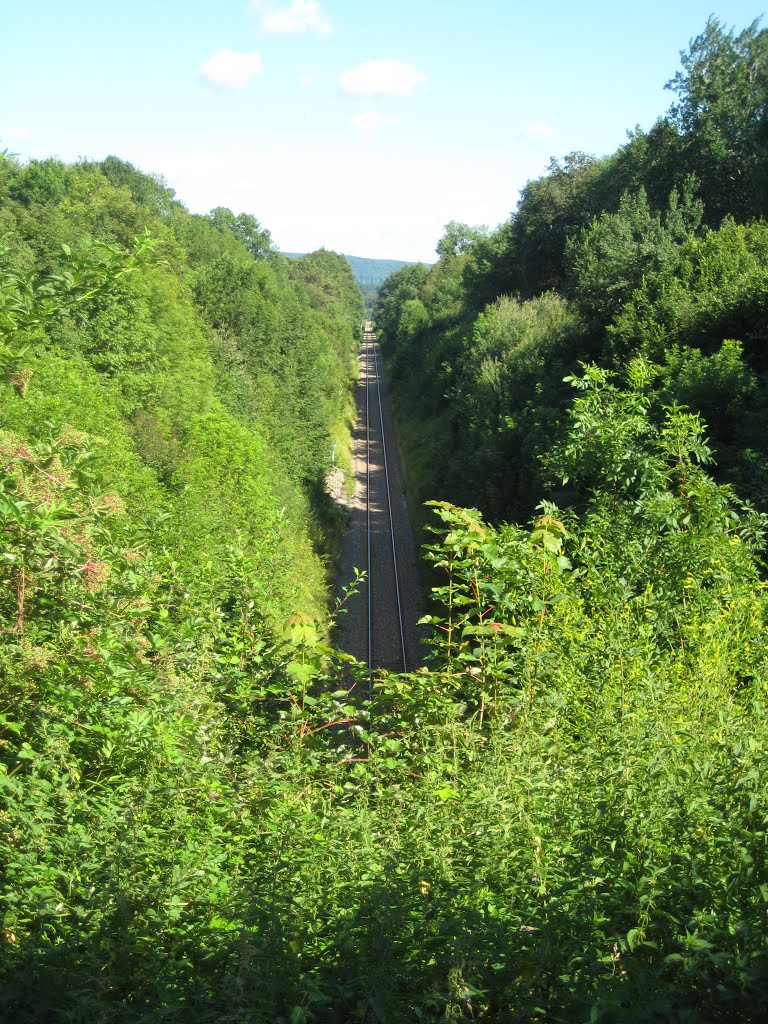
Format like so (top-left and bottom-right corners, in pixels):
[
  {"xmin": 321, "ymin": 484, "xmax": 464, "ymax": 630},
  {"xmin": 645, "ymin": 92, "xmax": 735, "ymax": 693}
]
[
  {"xmin": 363, "ymin": 323, "xmax": 408, "ymax": 677},
  {"xmin": 333, "ymin": 322, "xmax": 421, "ymax": 677}
]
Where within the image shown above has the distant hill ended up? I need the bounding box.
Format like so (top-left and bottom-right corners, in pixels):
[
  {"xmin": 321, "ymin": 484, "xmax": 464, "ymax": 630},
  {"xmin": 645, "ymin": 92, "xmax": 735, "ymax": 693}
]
[
  {"xmin": 343, "ymin": 255, "xmax": 412, "ymax": 286},
  {"xmin": 283, "ymin": 252, "xmax": 429, "ymax": 312}
]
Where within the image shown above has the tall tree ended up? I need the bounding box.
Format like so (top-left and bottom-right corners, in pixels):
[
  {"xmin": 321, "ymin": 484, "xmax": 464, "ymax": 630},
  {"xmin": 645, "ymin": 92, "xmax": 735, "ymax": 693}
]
[
  {"xmin": 208, "ymin": 207, "xmax": 275, "ymax": 259},
  {"xmin": 666, "ymin": 16, "xmax": 768, "ymax": 222}
]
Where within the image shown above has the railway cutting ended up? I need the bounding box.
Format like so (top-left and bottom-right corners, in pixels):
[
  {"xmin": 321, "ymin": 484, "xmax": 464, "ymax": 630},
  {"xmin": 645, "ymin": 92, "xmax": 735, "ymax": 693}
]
[{"xmin": 333, "ymin": 323, "xmax": 424, "ymax": 675}]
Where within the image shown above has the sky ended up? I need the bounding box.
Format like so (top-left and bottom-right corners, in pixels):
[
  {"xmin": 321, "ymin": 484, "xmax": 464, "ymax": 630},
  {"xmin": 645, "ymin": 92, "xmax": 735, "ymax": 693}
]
[{"xmin": 1, "ymin": 1, "xmax": 763, "ymax": 262}]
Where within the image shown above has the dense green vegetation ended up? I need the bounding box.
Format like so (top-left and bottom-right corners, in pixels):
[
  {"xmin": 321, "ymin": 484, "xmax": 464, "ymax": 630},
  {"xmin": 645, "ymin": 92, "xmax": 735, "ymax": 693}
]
[
  {"xmin": 379, "ymin": 17, "xmax": 768, "ymax": 526},
  {"xmin": 285, "ymin": 252, "xmax": 417, "ymax": 314},
  {"xmin": 369, "ymin": 14, "xmax": 768, "ymax": 1019},
  {"xmin": 2, "ymin": 14, "xmax": 768, "ymax": 1023}
]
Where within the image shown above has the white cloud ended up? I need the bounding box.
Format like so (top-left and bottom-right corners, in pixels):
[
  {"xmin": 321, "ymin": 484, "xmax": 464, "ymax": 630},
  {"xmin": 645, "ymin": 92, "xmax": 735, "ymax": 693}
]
[
  {"xmin": 7, "ymin": 126, "xmax": 30, "ymax": 140},
  {"xmin": 258, "ymin": 0, "xmax": 332, "ymax": 35},
  {"xmin": 200, "ymin": 50, "xmax": 263, "ymax": 90},
  {"xmin": 298, "ymin": 73, "xmax": 315, "ymax": 88},
  {"xmin": 339, "ymin": 59, "xmax": 427, "ymax": 98},
  {"xmin": 348, "ymin": 111, "xmax": 400, "ymax": 134},
  {"xmin": 524, "ymin": 121, "xmax": 554, "ymax": 137}
]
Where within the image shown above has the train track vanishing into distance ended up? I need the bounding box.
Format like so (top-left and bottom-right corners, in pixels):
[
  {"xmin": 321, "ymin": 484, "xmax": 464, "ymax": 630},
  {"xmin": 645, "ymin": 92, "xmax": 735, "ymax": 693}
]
[
  {"xmin": 365, "ymin": 323, "xmax": 407, "ymax": 677},
  {"xmin": 333, "ymin": 322, "xmax": 423, "ymax": 680}
]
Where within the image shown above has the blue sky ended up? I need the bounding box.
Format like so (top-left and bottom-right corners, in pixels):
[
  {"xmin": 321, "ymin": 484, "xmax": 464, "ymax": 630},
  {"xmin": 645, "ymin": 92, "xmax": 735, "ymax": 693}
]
[{"xmin": 1, "ymin": 1, "xmax": 763, "ymax": 261}]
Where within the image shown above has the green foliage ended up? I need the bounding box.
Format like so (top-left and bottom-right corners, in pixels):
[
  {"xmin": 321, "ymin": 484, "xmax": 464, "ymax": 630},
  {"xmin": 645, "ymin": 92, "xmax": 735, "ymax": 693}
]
[
  {"xmin": 435, "ymin": 220, "xmax": 489, "ymax": 261},
  {"xmin": 454, "ymin": 19, "xmax": 767, "ymax": 312},
  {"xmin": 97, "ymin": 155, "xmax": 180, "ymax": 218},
  {"xmin": 377, "ymin": 268, "xmax": 579, "ymax": 522},
  {"xmin": 0, "ymin": 155, "xmax": 378, "ymax": 1021},
  {"xmin": 508, "ymin": 151, "xmax": 605, "ymax": 296},
  {"xmin": 666, "ymin": 16, "xmax": 768, "ymax": 221},
  {"xmin": 609, "ymin": 218, "xmax": 768, "ymax": 365},
  {"xmin": 287, "ymin": 248, "xmax": 366, "ymax": 335},
  {"xmin": 208, "ymin": 205, "xmax": 275, "ymax": 259},
  {"xmin": 360, "ymin": 28, "xmax": 768, "ymax": 1012},
  {"xmin": 377, "ymin": 15, "xmax": 768, "ymax": 524},
  {"xmin": 565, "ymin": 184, "xmax": 703, "ymax": 330},
  {"xmin": 4, "ymin": 22, "xmax": 768, "ymax": 1019},
  {"xmin": 4, "ymin": 395, "xmax": 767, "ymax": 1022},
  {"xmin": 375, "ymin": 261, "xmax": 431, "ymax": 358}
]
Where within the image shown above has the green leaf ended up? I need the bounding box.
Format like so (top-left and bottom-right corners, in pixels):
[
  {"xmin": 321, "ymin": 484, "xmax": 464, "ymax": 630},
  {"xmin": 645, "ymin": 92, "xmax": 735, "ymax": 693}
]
[
  {"xmin": 287, "ymin": 662, "xmax": 315, "ymax": 685},
  {"xmin": 434, "ymin": 785, "xmax": 460, "ymax": 802}
]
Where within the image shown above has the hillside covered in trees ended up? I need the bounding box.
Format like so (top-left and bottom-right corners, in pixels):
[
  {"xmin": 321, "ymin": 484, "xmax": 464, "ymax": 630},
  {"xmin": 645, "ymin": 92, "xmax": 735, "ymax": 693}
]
[
  {"xmin": 2, "ymin": 14, "xmax": 768, "ymax": 1024},
  {"xmin": 378, "ymin": 17, "xmax": 768, "ymax": 529},
  {"xmin": 285, "ymin": 252, "xmax": 416, "ymax": 314}
]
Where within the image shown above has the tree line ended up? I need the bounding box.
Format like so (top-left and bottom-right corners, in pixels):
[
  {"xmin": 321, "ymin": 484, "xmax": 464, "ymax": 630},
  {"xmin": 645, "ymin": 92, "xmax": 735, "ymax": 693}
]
[{"xmin": 377, "ymin": 17, "xmax": 768, "ymax": 526}]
